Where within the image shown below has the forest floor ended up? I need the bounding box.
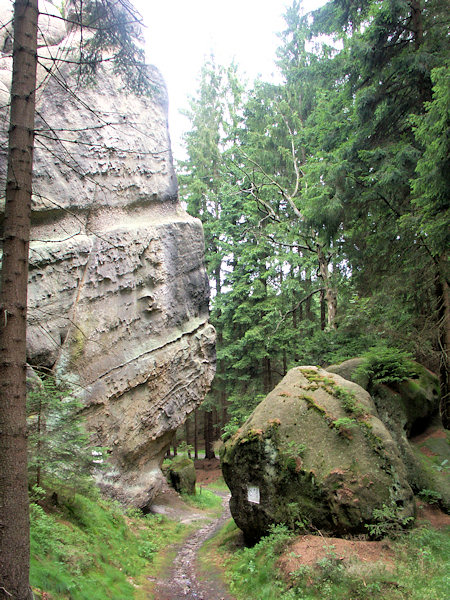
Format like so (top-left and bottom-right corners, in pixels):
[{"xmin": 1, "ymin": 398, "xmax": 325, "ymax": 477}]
[
  {"xmin": 144, "ymin": 438, "xmax": 450, "ymax": 600},
  {"xmin": 147, "ymin": 459, "xmax": 235, "ymax": 600},
  {"xmin": 277, "ymin": 499, "xmax": 450, "ymax": 579}
]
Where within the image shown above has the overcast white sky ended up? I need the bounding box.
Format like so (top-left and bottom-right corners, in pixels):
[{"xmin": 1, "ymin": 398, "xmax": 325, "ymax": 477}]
[{"xmin": 133, "ymin": 0, "xmax": 327, "ymax": 159}]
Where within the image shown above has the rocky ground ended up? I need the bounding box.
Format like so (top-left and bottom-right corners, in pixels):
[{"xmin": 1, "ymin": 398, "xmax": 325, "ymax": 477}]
[
  {"xmin": 149, "ymin": 460, "xmax": 234, "ymax": 600},
  {"xmin": 146, "ymin": 431, "xmax": 449, "ymax": 600}
]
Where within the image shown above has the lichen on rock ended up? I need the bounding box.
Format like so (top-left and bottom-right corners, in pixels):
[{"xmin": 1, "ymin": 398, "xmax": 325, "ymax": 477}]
[{"xmin": 221, "ymin": 367, "xmax": 414, "ymax": 543}]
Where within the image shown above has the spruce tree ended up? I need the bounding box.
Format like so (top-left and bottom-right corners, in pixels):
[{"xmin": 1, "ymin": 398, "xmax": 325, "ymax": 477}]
[{"xmin": 0, "ymin": 2, "xmax": 149, "ymax": 596}]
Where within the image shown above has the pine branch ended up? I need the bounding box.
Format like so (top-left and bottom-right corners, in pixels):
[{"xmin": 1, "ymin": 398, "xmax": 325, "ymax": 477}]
[{"xmin": 274, "ymin": 287, "xmax": 324, "ymax": 333}]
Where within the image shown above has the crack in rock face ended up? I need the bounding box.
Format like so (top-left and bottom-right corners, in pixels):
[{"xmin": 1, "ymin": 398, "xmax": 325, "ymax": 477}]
[{"xmin": 0, "ymin": 1, "xmax": 215, "ymax": 507}]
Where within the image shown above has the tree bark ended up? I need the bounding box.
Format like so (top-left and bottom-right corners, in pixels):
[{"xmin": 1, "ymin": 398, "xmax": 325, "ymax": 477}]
[
  {"xmin": 410, "ymin": 0, "xmax": 424, "ymax": 50},
  {"xmin": 435, "ymin": 256, "xmax": 449, "ymax": 429},
  {"xmin": 0, "ymin": 1, "xmax": 38, "ymax": 598},
  {"xmin": 317, "ymin": 245, "xmax": 337, "ymax": 329},
  {"xmin": 220, "ymin": 389, "xmax": 228, "ymax": 430},
  {"xmin": 320, "ymin": 288, "xmax": 326, "ymax": 331},
  {"xmin": 184, "ymin": 420, "xmax": 192, "ymax": 458},
  {"xmin": 305, "ymin": 274, "xmax": 313, "ymax": 321},
  {"xmin": 262, "ymin": 356, "xmax": 273, "ymax": 394},
  {"xmin": 203, "ymin": 410, "xmax": 215, "ymax": 459},
  {"xmin": 193, "ymin": 409, "xmax": 198, "ymax": 459}
]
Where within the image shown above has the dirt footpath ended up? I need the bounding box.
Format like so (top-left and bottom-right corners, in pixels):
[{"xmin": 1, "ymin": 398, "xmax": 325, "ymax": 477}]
[{"xmin": 151, "ymin": 490, "xmax": 234, "ymax": 600}]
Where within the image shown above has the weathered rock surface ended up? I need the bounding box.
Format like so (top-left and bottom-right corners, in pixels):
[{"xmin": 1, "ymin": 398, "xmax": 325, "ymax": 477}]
[
  {"xmin": 328, "ymin": 358, "xmax": 448, "ymax": 509},
  {"xmin": 221, "ymin": 367, "xmax": 414, "ymax": 543},
  {"xmin": 163, "ymin": 456, "xmax": 197, "ymax": 495},
  {"xmin": 0, "ymin": 2, "xmax": 215, "ymax": 506},
  {"xmin": 327, "ymin": 358, "xmax": 440, "ymax": 437}
]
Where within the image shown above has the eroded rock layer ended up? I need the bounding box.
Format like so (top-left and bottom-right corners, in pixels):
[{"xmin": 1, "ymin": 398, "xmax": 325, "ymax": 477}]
[{"xmin": 0, "ymin": 1, "xmax": 215, "ymax": 506}]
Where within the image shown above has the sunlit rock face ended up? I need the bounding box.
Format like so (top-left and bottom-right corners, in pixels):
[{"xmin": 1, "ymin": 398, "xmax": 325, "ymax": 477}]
[{"xmin": 0, "ymin": 1, "xmax": 215, "ymax": 506}]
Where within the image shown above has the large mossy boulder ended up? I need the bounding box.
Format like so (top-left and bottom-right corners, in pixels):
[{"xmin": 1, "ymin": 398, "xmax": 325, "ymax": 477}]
[
  {"xmin": 327, "ymin": 358, "xmax": 440, "ymax": 437},
  {"xmin": 327, "ymin": 358, "xmax": 447, "ymax": 508},
  {"xmin": 163, "ymin": 456, "xmax": 196, "ymax": 495},
  {"xmin": 221, "ymin": 367, "xmax": 414, "ymax": 543}
]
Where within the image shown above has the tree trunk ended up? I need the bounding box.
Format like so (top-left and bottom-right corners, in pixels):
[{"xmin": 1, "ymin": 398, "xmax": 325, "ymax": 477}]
[
  {"xmin": 185, "ymin": 420, "xmax": 192, "ymax": 458},
  {"xmin": 436, "ymin": 256, "xmax": 449, "ymax": 429},
  {"xmin": 194, "ymin": 409, "xmax": 198, "ymax": 459},
  {"xmin": 204, "ymin": 410, "xmax": 215, "ymax": 459},
  {"xmin": 0, "ymin": 2, "xmax": 38, "ymax": 598},
  {"xmin": 305, "ymin": 274, "xmax": 313, "ymax": 321},
  {"xmin": 320, "ymin": 288, "xmax": 326, "ymax": 331},
  {"xmin": 262, "ymin": 356, "xmax": 272, "ymax": 394},
  {"xmin": 36, "ymin": 392, "xmax": 43, "ymax": 487},
  {"xmin": 410, "ymin": 0, "xmax": 424, "ymax": 50},
  {"xmin": 220, "ymin": 389, "xmax": 228, "ymax": 430},
  {"xmin": 317, "ymin": 245, "xmax": 337, "ymax": 330}
]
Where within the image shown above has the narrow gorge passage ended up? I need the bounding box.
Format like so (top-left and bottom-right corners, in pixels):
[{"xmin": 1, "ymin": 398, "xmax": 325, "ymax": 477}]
[{"xmin": 152, "ymin": 491, "xmax": 234, "ymax": 600}]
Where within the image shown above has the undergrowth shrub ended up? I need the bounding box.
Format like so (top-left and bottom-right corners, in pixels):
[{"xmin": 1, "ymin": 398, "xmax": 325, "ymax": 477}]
[
  {"xmin": 353, "ymin": 346, "xmax": 417, "ymax": 391},
  {"xmin": 226, "ymin": 524, "xmax": 293, "ymax": 599},
  {"xmin": 210, "ymin": 517, "xmax": 449, "ymax": 600},
  {"xmin": 27, "ymin": 374, "xmax": 106, "ymax": 491},
  {"xmin": 365, "ymin": 503, "xmax": 415, "ymax": 539}
]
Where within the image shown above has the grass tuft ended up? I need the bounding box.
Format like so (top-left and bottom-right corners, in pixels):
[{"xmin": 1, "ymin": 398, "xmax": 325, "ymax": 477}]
[
  {"xmin": 202, "ymin": 517, "xmax": 450, "ymax": 600},
  {"xmin": 30, "ymin": 489, "xmax": 188, "ymax": 599}
]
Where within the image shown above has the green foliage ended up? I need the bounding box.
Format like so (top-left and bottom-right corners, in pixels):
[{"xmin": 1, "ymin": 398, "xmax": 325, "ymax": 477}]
[
  {"xmin": 221, "ymin": 417, "xmax": 242, "ymax": 441},
  {"xmin": 410, "ymin": 62, "xmax": 450, "ymax": 255},
  {"xmin": 177, "ymin": 440, "xmax": 194, "ymax": 456},
  {"xmin": 27, "ymin": 375, "xmax": 105, "ymax": 490},
  {"xmin": 181, "ymin": 486, "xmax": 223, "ymax": 512},
  {"xmin": 365, "ymin": 503, "xmax": 414, "ymax": 539},
  {"xmin": 30, "ymin": 489, "xmax": 187, "ymax": 599},
  {"xmin": 332, "ymin": 386, "xmax": 365, "ymax": 418},
  {"xmin": 417, "ymin": 489, "xmax": 442, "ymax": 505},
  {"xmin": 209, "ymin": 518, "xmax": 450, "ymax": 600},
  {"xmin": 226, "ymin": 524, "xmax": 294, "ymax": 599},
  {"xmin": 332, "ymin": 417, "xmax": 357, "ymax": 432},
  {"xmin": 180, "ymin": 0, "xmax": 448, "ymax": 436},
  {"xmin": 433, "ymin": 459, "xmax": 449, "ymax": 473},
  {"xmin": 285, "ymin": 441, "xmax": 307, "ymax": 459},
  {"xmin": 72, "ymin": 0, "xmax": 153, "ymax": 94},
  {"xmin": 316, "ymin": 547, "xmax": 345, "ymax": 584},
  {"xmin": 353, "ymin": 346, "xmax": 417, "ymax": 390}
]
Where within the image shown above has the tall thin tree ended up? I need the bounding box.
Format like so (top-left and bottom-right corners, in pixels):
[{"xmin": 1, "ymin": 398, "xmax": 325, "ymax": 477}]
[
  {"xmin": 0, "ymin": 0, "xmax": 38, "ymax": 596},
  {"xmin": 0, "ymin": 1, "xmax": 148, "ymax": 596}
]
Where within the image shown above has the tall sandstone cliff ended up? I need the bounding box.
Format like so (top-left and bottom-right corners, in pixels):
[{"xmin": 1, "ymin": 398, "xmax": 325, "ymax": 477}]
[{"xmin": 0, "ymin": 1, "xmax": 215, "ymax": 507}]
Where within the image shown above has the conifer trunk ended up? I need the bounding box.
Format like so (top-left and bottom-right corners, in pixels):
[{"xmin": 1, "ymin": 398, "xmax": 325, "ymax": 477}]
[
  {"xmin": 320, "ymin": 288, "xmax": 326, "ymax": 331},
  {"xmin": 436, "ymin": 257, "xmax": 449, "ymax": 429},
  {"xmin": 317, "ymin": 245, "xmax": 337, "ymax": 329},
  {"xmin": 0, "ymin": 1, "xmax": 38, "ymax": 598},
  {"xmin": 220, "ymin": 389, "xmax": 228, "ymax": 430},
  {"xmin": 194, "ymin": 409, "xmax": 198, "ymax": 459},
  {"xmin": 263, "ymin": 356, "xmax": 273, "ymax": 394},
  {"xmin": 184, "ymin": 420, "xmax": 191, "ymax": 458},
  {"xmin": 203, "ymin": 410, "xmax": 215, "ymax": 459}
]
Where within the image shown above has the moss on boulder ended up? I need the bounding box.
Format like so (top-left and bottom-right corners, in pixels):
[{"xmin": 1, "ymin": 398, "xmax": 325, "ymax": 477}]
[
  {"xmin": 220, "ymin": 367, "xmax": 414, "ymax": 543},
  {"xmin": 327, "ymin": 359, "xmax": 440, "ymax": 437},
  {"xmin": 163, "ymin": 456, "xmax": 196, "ymax": 495},
  {"xmin": 328, "ymin": 359, "xmax": 447, "ymax": 508}
]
